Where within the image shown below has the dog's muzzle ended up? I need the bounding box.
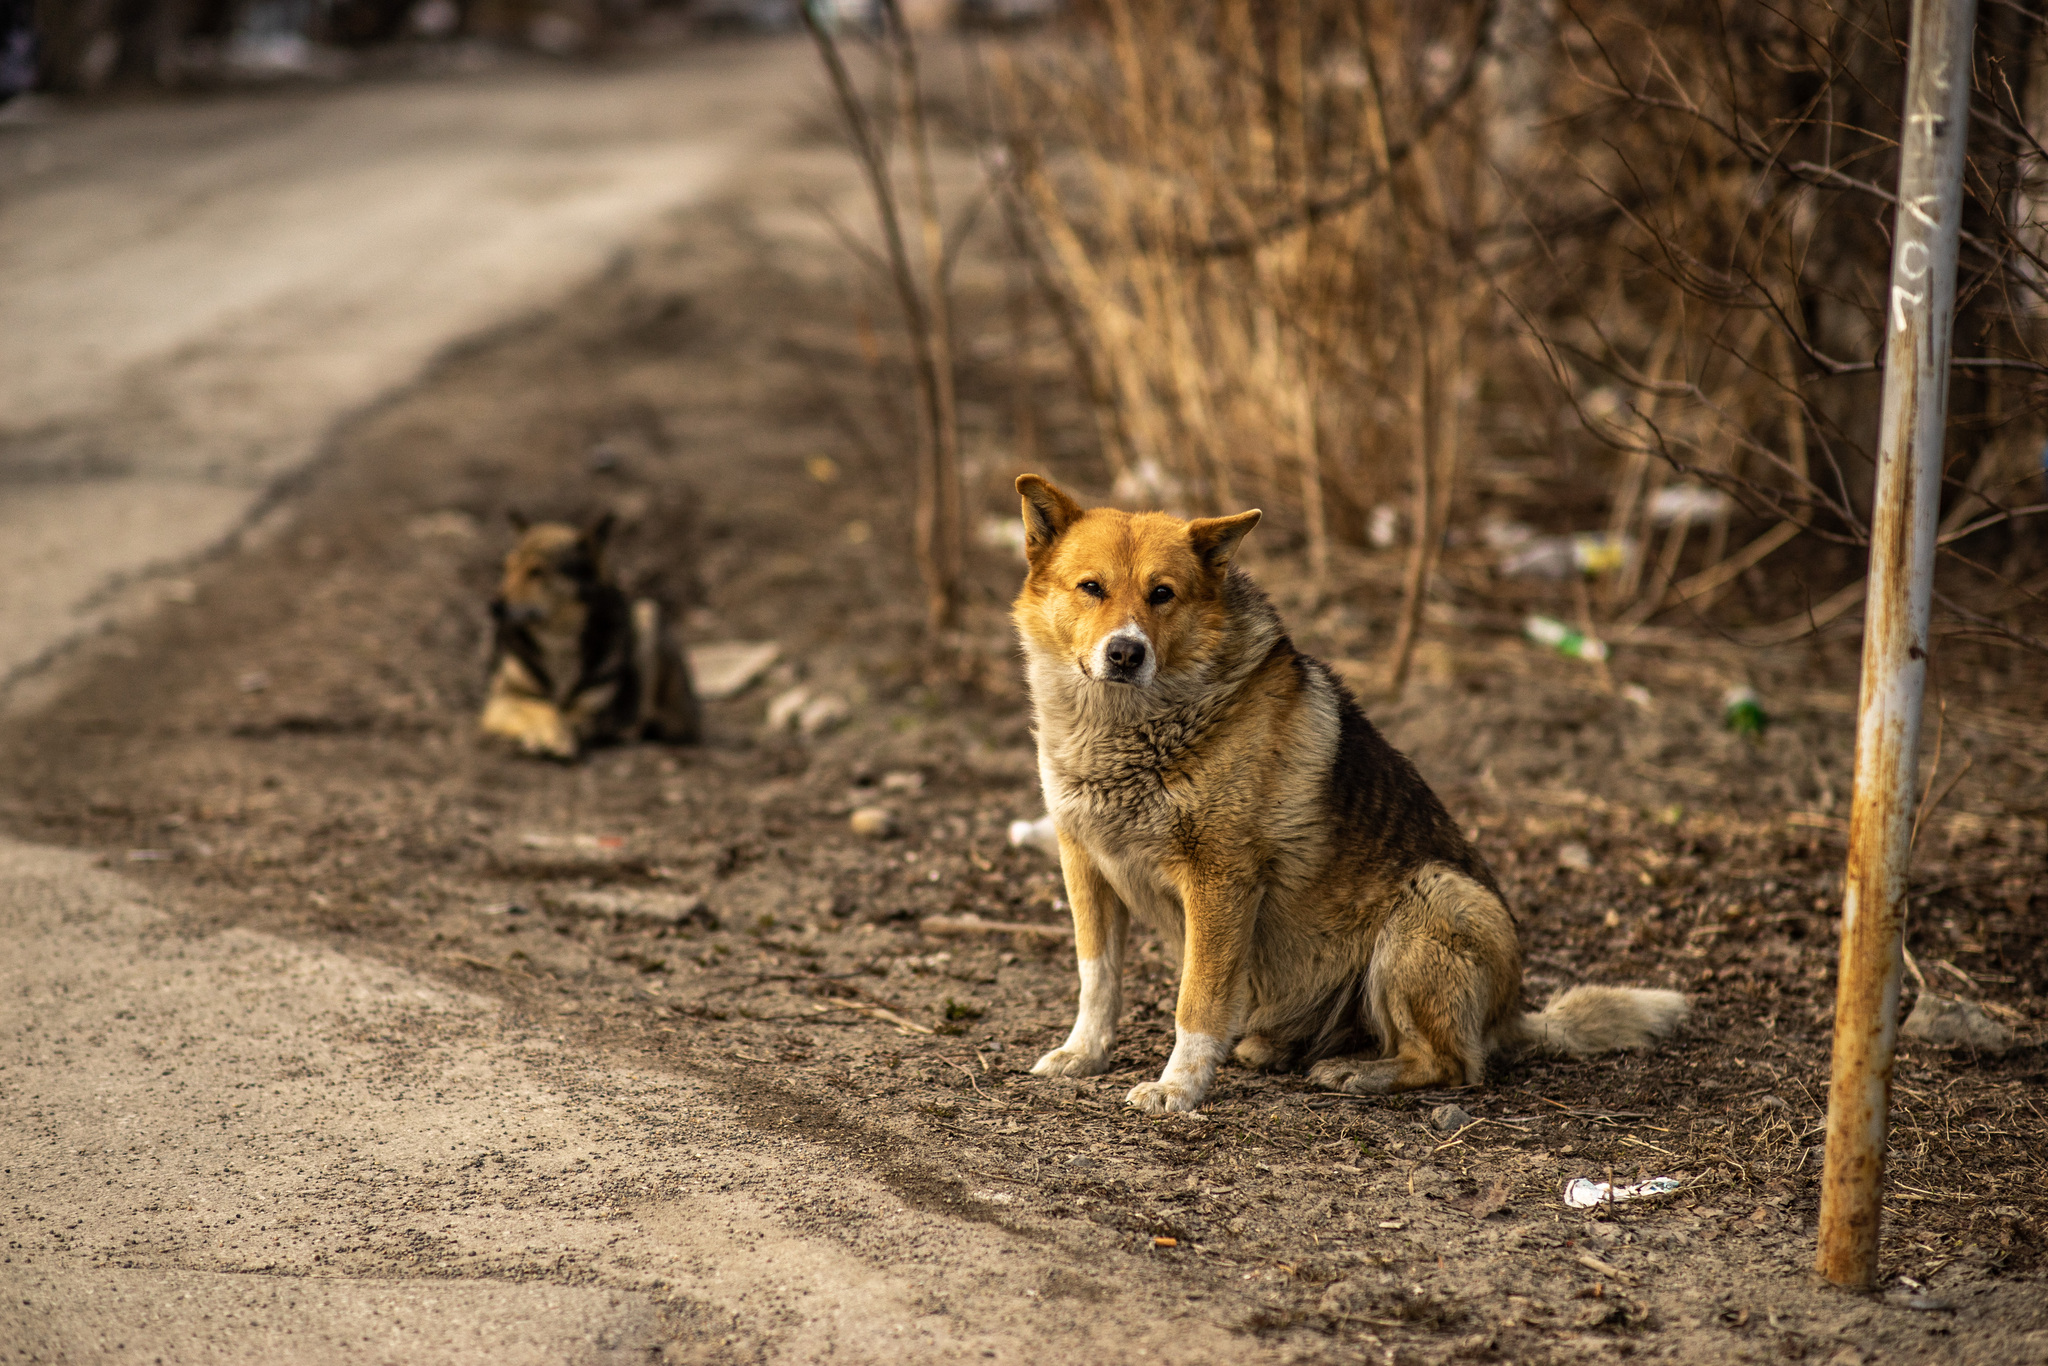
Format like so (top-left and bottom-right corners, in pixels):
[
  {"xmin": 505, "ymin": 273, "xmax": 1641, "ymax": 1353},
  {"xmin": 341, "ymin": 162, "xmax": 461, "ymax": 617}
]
[
  {"xmin": 1092, "ymin": 625, "xmax": 1157, "ymax": 686},
  {"xmin": 1104, "ymin": 636, "xmax": 1147, "ymax": 681}
]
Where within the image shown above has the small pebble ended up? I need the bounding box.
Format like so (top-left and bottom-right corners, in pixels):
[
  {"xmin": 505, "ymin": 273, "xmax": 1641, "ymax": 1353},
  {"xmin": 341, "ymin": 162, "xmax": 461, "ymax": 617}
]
[
  {"xmin": 1430, "ymin": 1103, "xmax": 1475, "ymax": 1134},
  {"xmin": 1557, "ymin": 842, "xmax": 1593, "ymax": 873},
  {"xmin": 797, "ymin": 692, "xmax": 850, "ymax": 737},
  {"xmin": 849, "ymin": 806, "xmax": 897, "ymax": 839},
  {"xmin": 1901, "ymin": 994, "xmax": 2014, "ymax": 1053}
]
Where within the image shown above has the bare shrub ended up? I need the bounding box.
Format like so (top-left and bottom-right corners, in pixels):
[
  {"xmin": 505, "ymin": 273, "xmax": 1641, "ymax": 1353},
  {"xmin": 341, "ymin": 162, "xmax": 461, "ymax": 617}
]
[{"xmin": 996, "ymin": 0, "xmax": 2048, "ymax": 675}]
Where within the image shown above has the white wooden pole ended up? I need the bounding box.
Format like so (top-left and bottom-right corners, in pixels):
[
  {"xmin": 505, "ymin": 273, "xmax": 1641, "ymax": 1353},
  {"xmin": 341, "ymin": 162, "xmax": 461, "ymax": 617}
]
[{"xmin": 1816, "ymin": 0, "xmax": 1977, "ymax": 1291}]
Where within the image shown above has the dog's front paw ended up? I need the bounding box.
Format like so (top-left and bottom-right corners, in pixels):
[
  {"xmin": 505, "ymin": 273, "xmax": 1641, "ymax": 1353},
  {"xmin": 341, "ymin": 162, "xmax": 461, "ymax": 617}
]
[
  {"xmin": 1125, "ymin": 1080, "xmax": 1203, "ymax": 1113},
  {"xmin": 522, "ymin": 730, "xmax": 578, "ymax": 761},
  {"xmin": 1031, "ymin": 1046, "xmax": 1110, "ymax": 1078}
]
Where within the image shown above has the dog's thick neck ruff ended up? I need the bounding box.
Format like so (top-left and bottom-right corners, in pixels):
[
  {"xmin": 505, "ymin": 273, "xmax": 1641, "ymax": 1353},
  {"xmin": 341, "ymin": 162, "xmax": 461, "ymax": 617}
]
[{"xmin": 1023, "ymin": 567, "xmax": 1285, "ymax": 791}]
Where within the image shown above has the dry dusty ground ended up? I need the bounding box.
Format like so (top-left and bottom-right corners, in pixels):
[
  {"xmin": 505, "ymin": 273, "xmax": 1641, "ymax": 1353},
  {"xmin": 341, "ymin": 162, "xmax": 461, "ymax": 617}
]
[{"xmin": 3, "ymin": 74, "xmax": 2047, "ymax": 1366}]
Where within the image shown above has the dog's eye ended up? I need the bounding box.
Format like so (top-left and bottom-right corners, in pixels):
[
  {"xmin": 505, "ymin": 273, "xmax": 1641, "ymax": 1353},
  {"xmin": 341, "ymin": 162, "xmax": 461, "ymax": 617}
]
[
  {"xmin": 1148, "ymin": 584, "xmax": 1175, "ymax": 606},
  {"xmin": 1078, "ymin": 580, "xmax": 1106, "ymax": 599}
]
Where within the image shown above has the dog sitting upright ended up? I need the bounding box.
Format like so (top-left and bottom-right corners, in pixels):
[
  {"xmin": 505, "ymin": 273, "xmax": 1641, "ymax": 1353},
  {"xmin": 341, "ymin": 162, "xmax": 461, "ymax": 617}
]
[
  {"xmin": 1011, "ymin": 475, "xmax": 1686, "ymax": 1113},
  {"xmin": 481, "ymin": 512, "xmax": 701, "ymax": 760}
]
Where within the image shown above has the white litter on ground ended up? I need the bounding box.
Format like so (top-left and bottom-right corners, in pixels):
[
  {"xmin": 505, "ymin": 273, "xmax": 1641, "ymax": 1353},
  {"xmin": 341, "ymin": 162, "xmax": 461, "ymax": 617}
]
[{"xmin": 1563, "ymin": 1176, "xmax": 1683, "ymax": 1209}]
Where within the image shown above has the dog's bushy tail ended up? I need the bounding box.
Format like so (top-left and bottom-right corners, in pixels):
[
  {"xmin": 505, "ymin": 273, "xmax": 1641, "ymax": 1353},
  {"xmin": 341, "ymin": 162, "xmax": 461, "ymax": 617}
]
[{"xmin": 1501, "ymin": 986, "xmax": 1689, "ymax": 1057}]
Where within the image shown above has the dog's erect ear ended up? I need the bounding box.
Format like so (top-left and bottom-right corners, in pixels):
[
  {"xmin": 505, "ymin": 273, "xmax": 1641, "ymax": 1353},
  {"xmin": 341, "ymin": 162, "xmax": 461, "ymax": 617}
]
[
  {"xmin": 1016, "ymin": 475, "xmax": 1084, "ymax": 561},
  {"xmin": 583, "ymin": 511, "xmax": 617, "ymax": 552},
  {"xmin": 506, "ymin": 508, "xmax": 531, "ymax": 533},
  {"xmin": 1188, "ymin": 509, "xmax": 1262, "ymax": 573}
]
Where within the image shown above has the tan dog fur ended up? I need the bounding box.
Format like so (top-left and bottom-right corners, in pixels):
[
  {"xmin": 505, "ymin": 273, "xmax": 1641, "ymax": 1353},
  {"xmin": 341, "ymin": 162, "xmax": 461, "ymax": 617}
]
[{"xmin": 1011, "ymin": 475, "xmax": 1687, "ymax": 1113}]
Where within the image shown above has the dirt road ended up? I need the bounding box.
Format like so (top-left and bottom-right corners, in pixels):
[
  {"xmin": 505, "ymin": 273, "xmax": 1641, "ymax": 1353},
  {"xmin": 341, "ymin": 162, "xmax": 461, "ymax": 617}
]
[
  {"xmin": 1, "ymin": 38, "xmax": 1162, "ymax": 1365},
  {"xmin": 0, "ymin": 38, "xmax": 1329, "ymax": 1366},
  {"xmin": 0, "ymin": 39, "xmax": 796, "ymax": 694},
  {"xmin": 3, "ymin": 31, "xmax": 2045, "ymax": 1366}
]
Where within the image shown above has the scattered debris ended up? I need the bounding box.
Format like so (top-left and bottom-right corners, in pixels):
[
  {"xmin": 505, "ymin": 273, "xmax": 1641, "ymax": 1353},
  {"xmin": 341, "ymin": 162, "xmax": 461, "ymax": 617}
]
[
  {"xmin": 1453, "ymin": 1175, "xmax": 1515, "ymax": 1218},
  {"xmin": 976, "ymin": 516, "xmax": 1026, "ymax": 553},
  {"xmin": 767, "ymin": 686, "xmax": 850, "ymax": 737},
  {"xmin": 125, "ymin": 849, "xmax": 173, "ymax": 862},
  {"xmin": 405, "ymin": 510, "xmax": 479, "ymax": 540},
  {"xmin": 796, "ymin": 692, "xmax": 850, "ymax": 736},
  {"xmin": 1111, "ymin": 457, "xmax": 1186, "ymax": 511},
  {"xmin": 520, "ymin": 832, "xmax": 626, "ymax": 853},
  {"xmin": 237, "ymin": 670, "xmax": 272, "ymax": 694},
  {"xmin": 687, "ymin": 641, "xmax": 781, "ymax": 701},
  {"xmin": 1368, "ymin": 503, "xmax": 1400, "ymax": 549},
  {"xmin": 1563, "ymin": 1176, "xmax": 1683, "ymax": 1209},
  {"xmin": 810, "ymin": 997, "xmax": 931, "ymax": 1034},
  {"xmin": 1152, "ymin": 1236, "xmax": 1179, "ymax": 1248},
  {"xmin": 1648, "ymin": 484, "xmax": 1732, "ymax": 525},
  {"xmin": 1524, "ymin": 615, "xmax": 1609, "ymax": 662},
  {"xmin": 766, "ymin": 685, "xmax": 810, "ymax": 731},
  {"xmin": 1007, "ymin": 812, "xmax": 1059, "ymax": 856},
  {"xmin": 1497, "ymin": 529, "xmax": 1635, "ymax": 580},
  {"xmin": 1901, "ymin": 994, "xmax": 2015, "ymax": 1054},
  {"xmin": 880, "ymin": 770, "xmax": 925, "ymax": 793},
  {"xmin": 848, "ymin": 806, "xmax": 898, "ymax": 839},
  {"xmin": 1556, "ymin": 842, "xmax": 1593, "ymax": 873},
  {"xmin": 1574, "ymin": 1251, "xmax": 1639, "ymax": 1284},
  {"xmin": 1722, "ymin": 686, "xmax": 1767, "ymax": 738},
  {"xmin": 920, "ymin": 913, "xmax": 1072, "ymax": 942},
  {"xmin": 1430, "ymin": 1103, "xmax": 1475, "ymax": 1134},
  {"xmin": 546, "ymin": 888, "xmax": 712, "ymax": 927}
]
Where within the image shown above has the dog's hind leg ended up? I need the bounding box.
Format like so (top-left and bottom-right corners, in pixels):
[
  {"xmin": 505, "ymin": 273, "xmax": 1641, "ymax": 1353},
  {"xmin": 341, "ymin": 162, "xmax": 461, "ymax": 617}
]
[
  {"xmin": 1305, "ymin": 867, "xmax": 1517, "ymax": 1096},
  {"xmin": 1031, "ymin": 833, "xmax": 1130, "ymax": 1079},
  {"xmin": 1305, "ymin": 983, "xmax": 1471, "ymax": 1096}
]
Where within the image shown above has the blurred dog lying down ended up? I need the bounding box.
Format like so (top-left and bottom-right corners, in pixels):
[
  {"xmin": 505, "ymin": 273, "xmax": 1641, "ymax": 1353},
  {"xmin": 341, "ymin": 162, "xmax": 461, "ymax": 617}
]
[{"xmin": 481, "ymin": 512, "xmax": 700, "ymax": 760}]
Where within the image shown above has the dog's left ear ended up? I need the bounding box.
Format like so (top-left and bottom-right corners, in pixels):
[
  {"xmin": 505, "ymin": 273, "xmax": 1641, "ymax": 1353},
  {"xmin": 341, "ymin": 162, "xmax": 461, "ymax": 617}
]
[{"xmin": 1188, "ymin": 509, "xmax": 1261, "ymax": 573}]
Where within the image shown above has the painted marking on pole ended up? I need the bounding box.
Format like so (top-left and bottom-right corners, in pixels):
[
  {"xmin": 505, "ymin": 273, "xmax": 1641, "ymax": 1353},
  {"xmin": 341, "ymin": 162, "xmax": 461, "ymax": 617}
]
[{"xmin": 1891, "ymin": 287, "xmax": 1925, "ymax": 333}]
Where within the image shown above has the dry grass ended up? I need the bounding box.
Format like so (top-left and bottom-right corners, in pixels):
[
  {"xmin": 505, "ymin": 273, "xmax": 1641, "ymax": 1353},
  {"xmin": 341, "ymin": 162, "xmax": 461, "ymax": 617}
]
[{"xmin": 993, "ymin": 0, "xmax": 2048, "ymax": 673}]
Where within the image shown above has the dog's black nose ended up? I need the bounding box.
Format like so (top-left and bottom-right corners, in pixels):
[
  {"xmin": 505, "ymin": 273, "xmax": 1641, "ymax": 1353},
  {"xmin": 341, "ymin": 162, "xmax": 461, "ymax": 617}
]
[{"xmin": 1106, "ymin": 637, "xmax": 1147, "ymax": 675}]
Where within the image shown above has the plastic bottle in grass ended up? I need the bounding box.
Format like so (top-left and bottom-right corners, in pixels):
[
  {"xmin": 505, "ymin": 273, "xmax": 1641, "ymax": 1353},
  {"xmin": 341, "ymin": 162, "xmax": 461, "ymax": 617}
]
[
  {"xmin": 1723, "ymin": 686, "xmax": 1767, "ymax": 737},
  {"xmin": 1523, "ymin": 614, "xmax": 1608, "ymax": 662}
]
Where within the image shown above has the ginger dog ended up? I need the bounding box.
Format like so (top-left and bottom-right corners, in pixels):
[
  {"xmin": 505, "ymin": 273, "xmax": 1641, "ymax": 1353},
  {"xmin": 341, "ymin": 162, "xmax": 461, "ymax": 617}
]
[{"xmin": 1011, "ymin": 475, "xmax": 1687, "ymax": 1113}]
